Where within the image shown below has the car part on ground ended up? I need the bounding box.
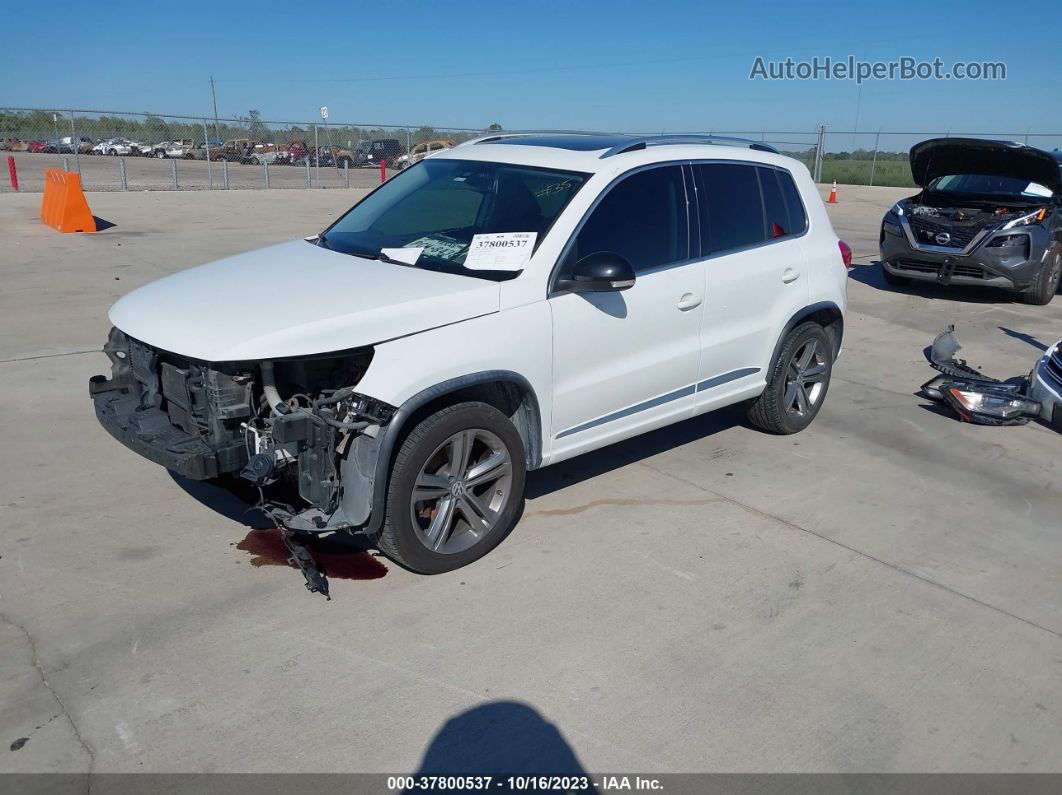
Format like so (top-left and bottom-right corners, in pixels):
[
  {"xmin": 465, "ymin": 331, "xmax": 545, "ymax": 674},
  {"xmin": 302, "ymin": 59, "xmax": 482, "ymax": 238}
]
[
  {"xmin": 879, "ymin": 138, "xmax": 1062, "ymax": 305},
  {"xmin": 920, "ymin": 326, "xmax": 1062, "ymax": 428}
]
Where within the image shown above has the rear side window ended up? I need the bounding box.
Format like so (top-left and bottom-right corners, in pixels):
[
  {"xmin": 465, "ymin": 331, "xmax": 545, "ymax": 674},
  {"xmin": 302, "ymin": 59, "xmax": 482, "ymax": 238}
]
[
  {"xmin": 565, "ymin": 165, "xmax": 688, "ymax": 274},
  {"xmin": 759, "ymin": 167, "xmax": 790, "ymax": 238},
  {"xmin": 697, "ymin": 163, "xmax": 765, "ymax": 254},
  {"xmin": 776, "ymin": 169, "xmax": 808, "ymax": 235}
]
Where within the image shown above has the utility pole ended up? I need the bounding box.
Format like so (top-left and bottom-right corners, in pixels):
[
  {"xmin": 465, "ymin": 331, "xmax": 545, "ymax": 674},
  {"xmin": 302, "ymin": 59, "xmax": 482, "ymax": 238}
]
[{"xmin": 209, "ymin": 76, "xmax": 221, "ymax": 144}]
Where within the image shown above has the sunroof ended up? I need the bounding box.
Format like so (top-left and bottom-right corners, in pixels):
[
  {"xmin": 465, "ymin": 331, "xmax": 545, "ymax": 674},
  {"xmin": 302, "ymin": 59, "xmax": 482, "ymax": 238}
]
[{"xmin": 484, "ymin": 134, "xmax": 633, "ymax": 152}]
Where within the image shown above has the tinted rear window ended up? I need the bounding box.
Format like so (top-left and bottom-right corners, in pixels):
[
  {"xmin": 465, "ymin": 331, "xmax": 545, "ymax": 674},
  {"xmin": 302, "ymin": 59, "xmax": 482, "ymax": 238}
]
[
  {"xmin": 759, "ymin": 167, "xmax": 791, "ymax": 238},
  {"xmin": 776, "ymin": 169, "xmax": 808, "ymax": 235},
  {"xmin": 697, "ymin": 163, "xmax": 765, "ymax": 254}
]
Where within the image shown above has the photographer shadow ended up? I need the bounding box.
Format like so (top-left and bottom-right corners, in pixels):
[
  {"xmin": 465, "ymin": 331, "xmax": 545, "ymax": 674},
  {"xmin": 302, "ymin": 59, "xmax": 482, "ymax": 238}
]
[{"xmin": 407, "ymin": 701, "xmax": 597, "ymax": 792}]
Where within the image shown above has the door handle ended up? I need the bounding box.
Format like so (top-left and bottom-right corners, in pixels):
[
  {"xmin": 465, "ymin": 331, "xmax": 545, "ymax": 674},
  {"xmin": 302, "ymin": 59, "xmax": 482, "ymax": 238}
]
[
  {"xmin": 676, "ymin": 293, "xmax": 703, "ymax": 310},
  {"xmin": 781, "ymin": 268, "xmax": 800, "ymax": 284}
]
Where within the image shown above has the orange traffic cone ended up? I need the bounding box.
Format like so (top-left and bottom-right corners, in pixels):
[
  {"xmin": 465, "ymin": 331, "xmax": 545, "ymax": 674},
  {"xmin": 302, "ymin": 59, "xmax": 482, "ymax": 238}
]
[{"xmin": 827, "ymin": 180, "xmax": 838, "ymax": 204}]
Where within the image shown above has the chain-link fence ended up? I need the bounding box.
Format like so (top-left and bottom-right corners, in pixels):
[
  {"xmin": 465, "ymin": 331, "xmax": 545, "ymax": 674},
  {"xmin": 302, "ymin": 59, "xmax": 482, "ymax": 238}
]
[
  {"xmin": 0, "ymin": 107, "xmax": 486, "ymax": 193},
  {"xmin": 683, "ymin": 127, "xmax": 1062, "ymax": 187},
  {"xmin": 3, "ymin": 108, "xmax": 1061, "ymax": 193}
]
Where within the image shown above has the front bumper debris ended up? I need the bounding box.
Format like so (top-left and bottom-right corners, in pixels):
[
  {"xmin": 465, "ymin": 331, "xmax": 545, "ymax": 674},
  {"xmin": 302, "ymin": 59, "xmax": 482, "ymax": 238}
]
[{"xmin": 921, "ymin": 326, "xmax": 1061, "ymax": 429}]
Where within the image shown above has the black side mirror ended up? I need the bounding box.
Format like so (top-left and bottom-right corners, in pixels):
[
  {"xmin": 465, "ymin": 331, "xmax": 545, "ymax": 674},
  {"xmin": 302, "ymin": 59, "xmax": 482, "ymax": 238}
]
[{"xmin": 558, "ymin": 252, "xmax": 636, "ymax": 293}]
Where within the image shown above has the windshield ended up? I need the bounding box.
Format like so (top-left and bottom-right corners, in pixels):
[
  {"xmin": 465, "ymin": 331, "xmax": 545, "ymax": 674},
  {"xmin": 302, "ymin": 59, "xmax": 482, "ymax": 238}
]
[
  {"xmin": 927, "ymin": 173, "xmax": 1052, "ymax": 199},
  {"xmin": 319, "ymin": 158, "xmax": 589, "ymax": 279}
]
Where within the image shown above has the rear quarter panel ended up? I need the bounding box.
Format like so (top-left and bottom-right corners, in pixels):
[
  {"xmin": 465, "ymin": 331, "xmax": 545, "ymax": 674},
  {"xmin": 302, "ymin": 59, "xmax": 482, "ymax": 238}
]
[{"xmin": 791, "ymin": 165, "xmax": 848, "ymax": 333}]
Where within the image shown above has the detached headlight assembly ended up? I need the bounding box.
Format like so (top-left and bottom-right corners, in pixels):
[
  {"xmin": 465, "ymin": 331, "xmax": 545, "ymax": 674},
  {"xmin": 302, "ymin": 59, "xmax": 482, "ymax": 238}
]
[{"xmin": 943, "ymin": 386, "xmax": 1040, "ymax": 423}]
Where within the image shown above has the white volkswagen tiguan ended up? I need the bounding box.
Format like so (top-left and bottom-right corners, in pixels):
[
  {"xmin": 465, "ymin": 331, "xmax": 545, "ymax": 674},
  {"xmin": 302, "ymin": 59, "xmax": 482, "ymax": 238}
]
[{"xmin": 90, "ymin": 133, "xmax": 850, "ymax": 579}]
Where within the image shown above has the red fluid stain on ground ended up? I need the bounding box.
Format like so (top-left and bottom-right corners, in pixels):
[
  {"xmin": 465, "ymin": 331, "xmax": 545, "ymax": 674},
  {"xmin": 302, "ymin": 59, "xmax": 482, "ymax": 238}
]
[{"xmin": 235, "ymin": 529, "xmax": 387, "ymax": 581}]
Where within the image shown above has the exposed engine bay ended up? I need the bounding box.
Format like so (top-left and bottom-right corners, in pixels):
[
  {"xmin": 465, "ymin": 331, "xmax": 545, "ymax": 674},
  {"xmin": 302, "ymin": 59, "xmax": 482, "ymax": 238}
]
[
  {"xmin": 903, "ymin": 197, "xmax": 1044, "ymax": 248},
  {"xmin": 89, "ymin": 327, "xmax": 395, "ymax": 598}
]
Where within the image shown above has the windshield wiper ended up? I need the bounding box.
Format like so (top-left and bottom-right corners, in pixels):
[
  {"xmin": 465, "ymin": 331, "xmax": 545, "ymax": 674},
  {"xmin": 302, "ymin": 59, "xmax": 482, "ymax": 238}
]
[
  {"xmin": 317, "ymin": 236, "xmax": 413, "ymax": 266},
  {"xmin": 357, "ymin": 249, "xmax": 415, "ymax": 267}
]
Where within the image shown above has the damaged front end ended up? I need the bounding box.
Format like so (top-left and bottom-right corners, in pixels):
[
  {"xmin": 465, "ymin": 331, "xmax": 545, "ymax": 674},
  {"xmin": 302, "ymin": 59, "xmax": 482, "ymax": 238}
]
[
  {"xmin": 921, "ymin": 326, "xmax": 1062, "ymax": 429},
  {"xmin": 880, "ymin": 138, "xmax": 1061, "ymax": 292},
  {"xmin": 881, "ymin": 196, "xmax": 1052, "ymax": 289},
  {"xmin": 89, "ymin": 327, "xmax": 396, "ymax": 596}
]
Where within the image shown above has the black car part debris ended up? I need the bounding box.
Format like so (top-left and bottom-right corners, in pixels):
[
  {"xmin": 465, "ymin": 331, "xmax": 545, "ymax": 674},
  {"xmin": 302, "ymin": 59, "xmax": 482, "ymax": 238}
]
[
  {"xmin": 922, "ymin": 326, "xmax": 1041, "ymax": 425},
  {"xmin": 281, "ymin": 529, "xmax": 331, "ymax": 600}
]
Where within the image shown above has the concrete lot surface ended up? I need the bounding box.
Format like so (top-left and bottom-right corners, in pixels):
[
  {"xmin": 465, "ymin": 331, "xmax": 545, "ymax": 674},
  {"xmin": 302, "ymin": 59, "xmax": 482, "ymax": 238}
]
[{"xmin": 1, "ymin": 185, "xmax": 1060, "ymax": 775}]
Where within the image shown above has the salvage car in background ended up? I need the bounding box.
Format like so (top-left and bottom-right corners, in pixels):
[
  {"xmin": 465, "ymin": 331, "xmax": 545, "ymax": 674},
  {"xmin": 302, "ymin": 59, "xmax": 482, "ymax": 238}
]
[
  {"xmin": 90, "ymin": 132, "xmax": 849, "ymax": 593},
  {"xmin": 880, "ymin": 138, "xmax": 1062, "ymax": 305},
  {"xmin": 209, "ymin": 139, "xmax": 254, "ymax": 162},
  {"xmin": 92, "ymin": 137, "xmax": 150, "ymax": 156},
  {"xmin": 363, "ymin": 138, "xmax": 404, "ymax": 167},
  {"xmin": 151, "ymin": 139, "xmax": 194, "ymax": 158},
  {"xmin": 164, "ymin": 140, "xmax": 198, "ymax": 159},
  {"xmin": 396, "ymin": 139, "xmax": 456, "ymax": 168}
]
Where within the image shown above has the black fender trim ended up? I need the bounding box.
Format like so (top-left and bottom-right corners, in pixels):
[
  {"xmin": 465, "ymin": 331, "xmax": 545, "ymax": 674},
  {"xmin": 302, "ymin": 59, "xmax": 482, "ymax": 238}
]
[
  {"xmin": 363, "ymin": 371, "xmax": 542, "ymax": 535},
  {"xmin": 768, "ymin": 302, "xmax": 844, "ymax": 377}
]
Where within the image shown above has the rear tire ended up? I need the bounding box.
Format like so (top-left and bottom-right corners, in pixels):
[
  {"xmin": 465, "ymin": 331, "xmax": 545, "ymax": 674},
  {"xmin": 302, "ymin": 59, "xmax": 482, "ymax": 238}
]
[
  {"xmin": 746, "ymin": 321, "xmax": 833, "ymax": 435},
  {"xmin": 881, "ymin": 263, "xmax": 911, "ymax": 286},
  {"xmin": 1023, "ymin": 252, "xmax": 1061, "ymax": 306},
  {"xmin": 375, "ymin": 402, "xmax": 525, "ymax": 574}
]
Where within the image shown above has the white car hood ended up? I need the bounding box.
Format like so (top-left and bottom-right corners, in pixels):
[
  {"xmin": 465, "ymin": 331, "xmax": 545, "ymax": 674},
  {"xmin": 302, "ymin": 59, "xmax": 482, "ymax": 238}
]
[{"xmin": 109, "ymin": 240, "xmax": 501, "ymax": 361}]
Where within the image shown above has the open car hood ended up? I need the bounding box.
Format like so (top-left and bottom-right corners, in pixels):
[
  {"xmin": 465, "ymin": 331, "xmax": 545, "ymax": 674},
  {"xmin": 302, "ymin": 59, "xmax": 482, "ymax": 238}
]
[
  {"xmin": 109, "ymin": 240, "xmax": 501, "ymax": 361},
  {"xmin": 910, "ymin": 138, "xmax": 1061, "ymax": 193}
]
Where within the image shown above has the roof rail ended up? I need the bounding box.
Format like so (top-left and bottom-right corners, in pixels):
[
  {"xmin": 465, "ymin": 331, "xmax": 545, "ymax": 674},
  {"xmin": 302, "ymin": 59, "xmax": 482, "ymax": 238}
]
[
  {"xmin": 458, "ymin": 129, "xmax": 615, "ymax": 147},
  {"xmin": 599, "ymin": 134, "xmax": 779, "ymax": 158}
]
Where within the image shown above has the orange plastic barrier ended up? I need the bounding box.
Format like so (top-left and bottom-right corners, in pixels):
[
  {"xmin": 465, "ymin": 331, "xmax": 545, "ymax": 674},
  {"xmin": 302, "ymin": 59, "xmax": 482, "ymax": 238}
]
[{"xmin": 40, "ymin": 169, "xmax": 96, "ymax": 233}]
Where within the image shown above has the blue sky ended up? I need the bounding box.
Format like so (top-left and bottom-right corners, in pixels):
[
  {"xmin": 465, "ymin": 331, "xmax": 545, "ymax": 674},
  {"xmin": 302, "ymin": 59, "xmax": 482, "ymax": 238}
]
[{"xmin": 5, "ymin": 0, "xmax": 1060, "ymax": 141}]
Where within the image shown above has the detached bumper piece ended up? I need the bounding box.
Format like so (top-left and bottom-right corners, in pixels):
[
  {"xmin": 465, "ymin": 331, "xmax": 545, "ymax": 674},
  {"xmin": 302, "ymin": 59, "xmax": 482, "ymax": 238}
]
[{"xmin": 921, "ymin": 326, "xmax": 1048, "ymax": 427}]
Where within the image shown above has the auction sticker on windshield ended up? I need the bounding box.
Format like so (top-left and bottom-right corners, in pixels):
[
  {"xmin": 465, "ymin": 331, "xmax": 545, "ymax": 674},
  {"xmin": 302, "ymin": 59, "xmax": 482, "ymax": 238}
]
[
  {"xmin": 464, "ymin": 232, "xmax": 538, "ymax": 271},
  {"xmin": 406, "ymin": 236, "xmax": 468, "ymax": 262}
]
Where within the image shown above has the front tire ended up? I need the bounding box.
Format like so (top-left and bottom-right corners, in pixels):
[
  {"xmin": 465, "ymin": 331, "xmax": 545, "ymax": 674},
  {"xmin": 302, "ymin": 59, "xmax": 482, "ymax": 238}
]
[
  {"xmin": 375, "ymin": 402, "xmax": 526, "ymax": 574},
  {"xmin": 746, "ymin": 321, "xmax": 833, "ymax": 434},
  {"xmin": 1023, "ymin": 252, "xmax": 1061, "ymax": 306}
]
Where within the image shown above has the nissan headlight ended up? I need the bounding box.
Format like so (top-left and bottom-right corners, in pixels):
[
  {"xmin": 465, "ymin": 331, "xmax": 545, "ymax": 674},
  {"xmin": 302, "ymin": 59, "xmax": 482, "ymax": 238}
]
[
  {"xmin": 1002, "ymin": 207, "xmax": 1047, "ymax": 230},
  {"xmin": 945, "ymin": 386, "xmax": 1040, "ymax": 420}
]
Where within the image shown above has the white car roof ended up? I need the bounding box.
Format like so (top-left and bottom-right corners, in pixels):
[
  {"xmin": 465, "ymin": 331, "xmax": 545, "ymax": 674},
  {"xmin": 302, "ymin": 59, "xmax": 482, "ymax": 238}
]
[{"xmin": 435, "ymin": 133, "xmax": 808, "ymax": 176}]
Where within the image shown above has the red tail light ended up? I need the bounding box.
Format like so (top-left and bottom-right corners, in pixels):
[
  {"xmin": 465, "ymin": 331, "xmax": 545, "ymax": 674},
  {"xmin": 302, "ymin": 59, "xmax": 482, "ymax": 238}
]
[{"xmin": 838, "ymin": 240, "xmax": 853, "ymax": 269}]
